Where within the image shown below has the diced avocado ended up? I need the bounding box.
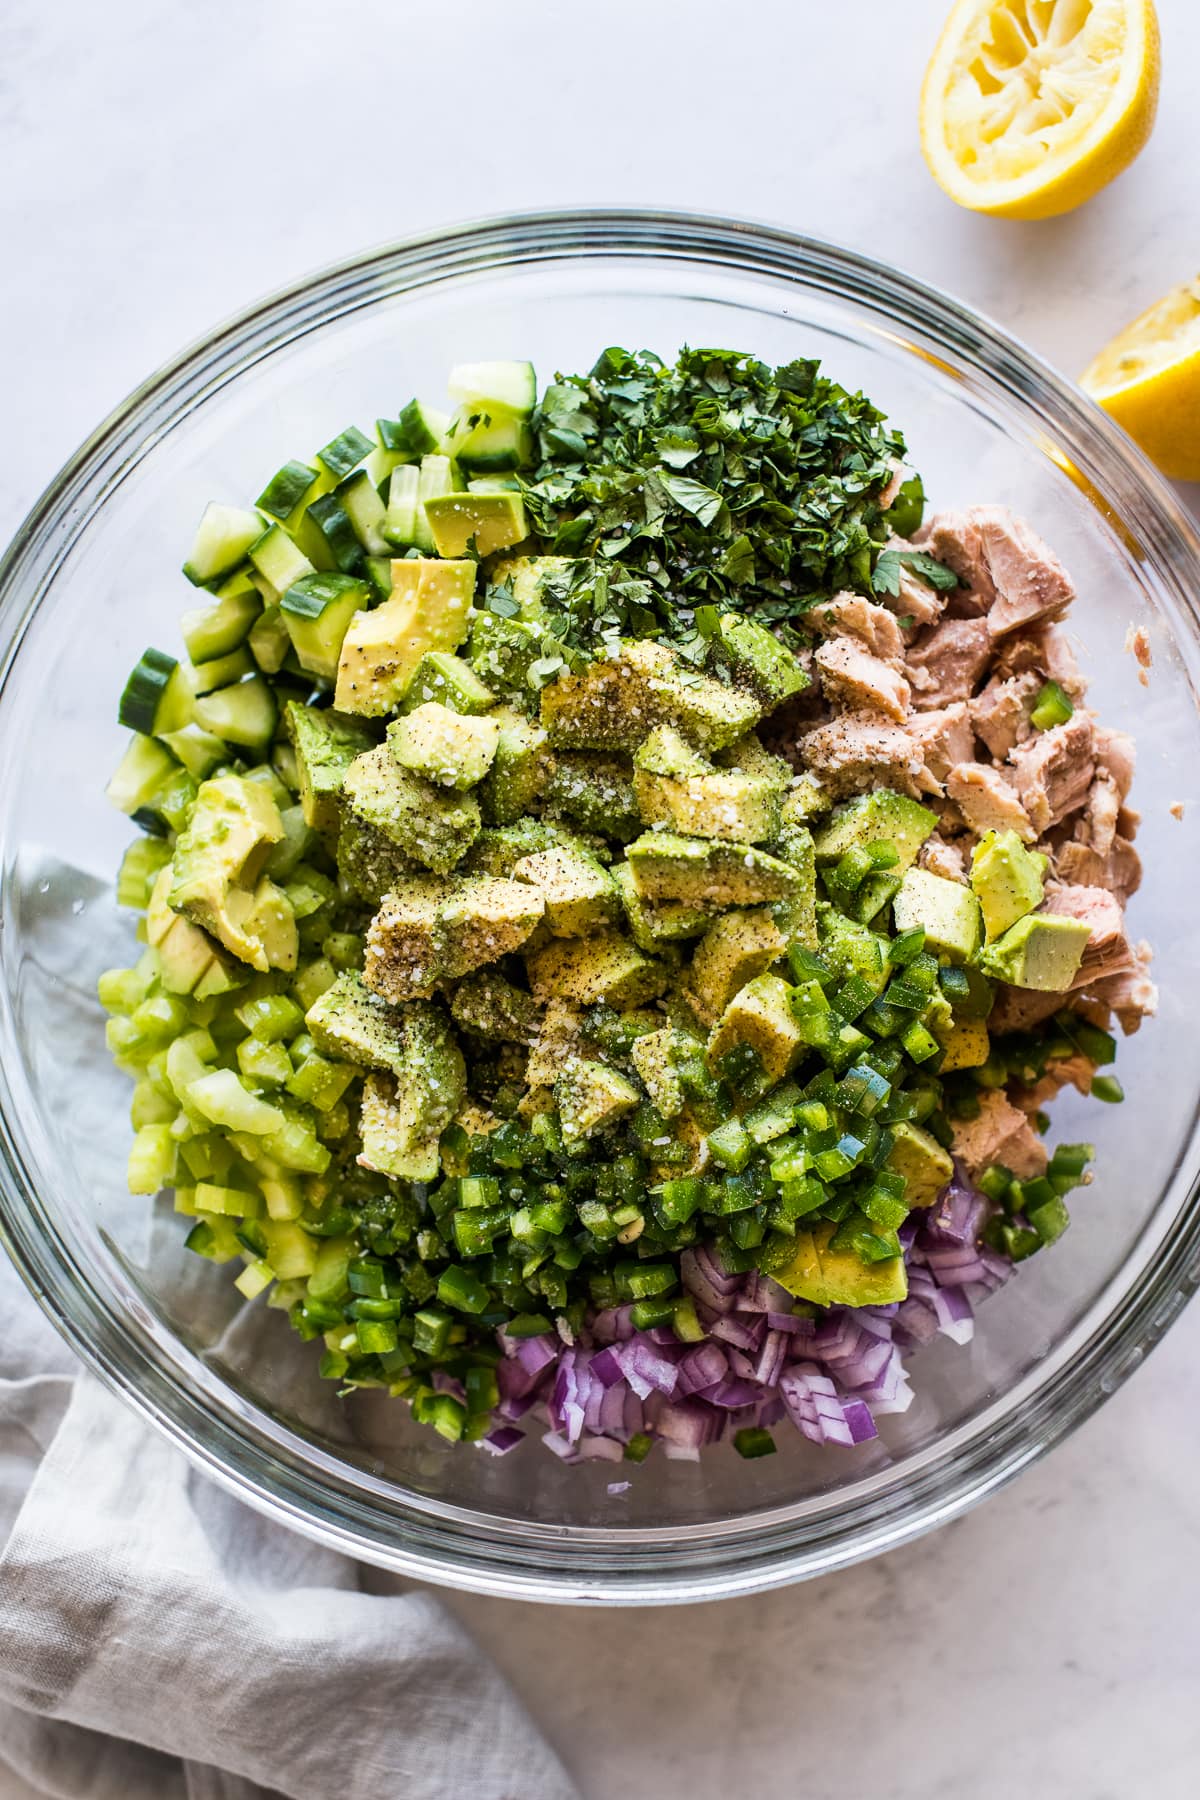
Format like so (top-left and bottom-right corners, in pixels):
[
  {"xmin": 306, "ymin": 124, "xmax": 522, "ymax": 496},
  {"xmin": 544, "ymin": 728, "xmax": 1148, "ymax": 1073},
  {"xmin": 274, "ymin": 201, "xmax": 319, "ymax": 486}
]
[
  {"xmin": 970, "ymin": 829, "xmax": 1047, "ymax": 942},
  {"xmin": 364, "ymin": 875, "xmax": 544, "ymax": 1003},
  {"xmin": 544, "ymin": 752, "xmax": 641, "ymax": 842},
  {"xmin": 146, "ymin": 867, "xmax": 233, "ymax": 996},
  {"xmin": 168, "ymin": 775, "xmax": 298, "ymax": 974},
  {"xmin": 686, "ymin": 908, "xmax": 787, "ymax": 1025},
  {"xmin": 770, "ymin": 826, "xmax": 818, "ymax": 949},
  {"xmin": 707, "ymin": 972, "xmax": 802, "ymax": 1084},
  {"xmin": 336, "ymin": 810, "xmax": 414, "ymax": 906},
  {"xmin": 424, "ymin": 491, "xmax": 528, "ymax": 559},
  {"xmin": 885, "ymin": 1121, "xmax": 953, "ymax": 1207},
  {"xmin": 709, "ymin": 612, "xmax": 809, "ymax": 705},
  {"xmin": 305, "ymin": 971, "xmax": 407, "ymax": 1072},
  {"xmin": 977, "ymin": 911, "xmax": 1091, "ymax": 991},
  {"xmin": 611, "ymin": 862, "xmax": 711, "ymax": 952},
  {"xmin": 398, "ymin": 652, "xmax": 496, "ymax": 716},
  {"xmin": 342, "ymin": 745, "xmax": 479, "ymax": 875},
  {"xmin": 780, "ymin": 776, "xmax": 831, "ymax": 827},
  {"xmin": 814, "ymin": 790, "xmax": 937, "ymax": 874},
  {"xmin": 525, "ymin": 998, "xmax": 586, "ymax": 1090},
  {"xmin": 355, "ymin": 1001, "xmax": 465, "ymax": 1181},
  {"xmin": 512, "ymin": 846, "xmax": 619, "ymax": 938},
  {"xmin": 479, "ymin": 710, "xmax": 550, "ymax": 825},
  {"xmin": 629, "ymin": 1027, "xmax": 697, "ymax": 1118},
  {"xmin": 893, "ymin": 868, "xmax": 983, "ymax": 965},
  {"xmin": 936, "ymin": 1016, "xmax": 990, "ymax": 1073},
  {"xmin": 466, "ymin": 612, "xmax": 548, "ymax": 709},
  {"xmin": 334, "ymin": 558, "xmax": 475, "ymax": 715},
  {"xmin": 717, "ymin": 733, "xmax": 793, "ymax": 787},
  {"xmin": 463, "ymin": 819, "xmax": 579, "ymax": 877},
  {"xmin": 625, "ymin": 831, "xmax": 803, "ymax": 908},
  {"xmin": 283, "ymin": 701, "xmax": 375, "ymax": 847},
  {"xmin": 488, "ymin": 554, "xmax": 573, "ymax": 620},
  {"xmin": 387, "ymin": 702, "xmax": 501, "ymax": 791},
  {"xmin": 525, "ymin": 929, "xmax": 669, "ymax": 1008},
  {"xmin": 765, "ymin": 1219, "xmax": 907, "ymax": 1306},
  {"xmin": 539, "ymin": 639, "xmax": 761, "ymax": 753},
  {"xmin": 449, "ymin": 969, "xmax": 543, "ymax": 1045},
  {"xmin": 632, "ymin": 726, "xmax": 783, "ymax": 844},
  {"xmin": 554, "ymin": 1058, "xmax": 640, "ymax": 1144}
]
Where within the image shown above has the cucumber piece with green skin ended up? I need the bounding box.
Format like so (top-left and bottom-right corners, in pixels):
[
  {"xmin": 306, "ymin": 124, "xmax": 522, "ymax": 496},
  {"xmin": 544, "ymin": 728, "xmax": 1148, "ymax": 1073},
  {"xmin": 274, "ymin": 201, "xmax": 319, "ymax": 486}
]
[
  {"xmin": 248, "ymin": 607, "xmax": 292, "ymax": 675},
  {"xmin": 248, "ymin": 523, "xmax": 315, "ymax": 600},
  {"xmin": 305, "ymin": 492, "xmax": 366, "ymax": 575},
  {"xmin": 448, "ymin": 361, "xmax": 537, "ymax": 416},
  {"xmin": 379, "ymin": 401, "xmax": 450, "ymax": 461},
  {"xmin": 256, "ymin": 460, "xmax": 319, "ymax": 522},
  {"xmin": 383, "ymin": 464, "xmax": 421, "ymax": 549},
  {"xmin": 159, "ymin": 724, "xmax": 228, "ymax": 779},
  {"xmin": 365, "ymin": 555, "xmax": 393, "ymax": 597},
  {"xmin": 192, "ymin": 645, "xmax": 254, "ymax": 695},
  {"xmin": 182, "ymin": 577, "xmax": 262, "ymax": 664},
  {"xmin": 193, "ymin": 676, "xmax": 278, "ymax": 751},
  {"xmin": 441, "ymin": 404, "xmax": 533, "ymax": 473},
  {"xmin": 118, "ymin": 649, "xmax": 195, "ymax": 735},
  {"xmin": 316, "ymin": 425, "xmax": 373, "ymax": 481},
  {"xmin": 106, "ymin": 734, "xmax": 181, "ymax": 817},
  {"xmin": 182, "ymin": 503, "xmax": 264, "ymax": 587},
  {"xmin": 280, "ymin": 574, "xmax": 371, "ymax": 680},
  {"xmin": 335, "ymin": 469, "xmax": 389, "ymax": 556}
]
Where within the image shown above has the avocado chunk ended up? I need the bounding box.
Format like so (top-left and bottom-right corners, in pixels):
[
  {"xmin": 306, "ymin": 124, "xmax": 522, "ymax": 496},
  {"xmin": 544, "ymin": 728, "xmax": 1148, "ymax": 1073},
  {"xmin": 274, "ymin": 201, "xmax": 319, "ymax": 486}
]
[
  {"xmin": 387, "ymin": 702, "xmax": 501, "ymax": 791},
  {"xmin": 424, "ymin": 490, "xmax": 528, "ymax": 559},
  {"xmin": 525, "ymin": 929, "xmax": 669, "ymax": 1008},
  {"xmin": 525, "ymin": 998, "xmax": 586, "ymax": 1090},
  {"xmin": 356, "ymin": 1001, "xmax": 465, "ymax": 1181},
  {"xmin": 892, "ymin": 867, "xmax": 983, "ymax": 965},
  {"xmin": 632, "ymin": 726, "xmax": 783, "ymax": 844},
  {"xmin": 305, "ymin": 971, "xmax": 407, "ymax": 1073},
  {"xmin": 449, "ymin": 969, "xmax": 543, "ymax": 1045},
  {"xmin": 336, "ymin": 810, "xmax": 415, "ymax": 907},
  {"xmin": 707, "ymin": 972, "xmax": 803, "ymax": 1084},
  {"xmin": 539, "ymin": 639, "xmax": 761, "ymax": 753},
  {"xmin": 335, "ymin": 558, "xmax": 475, "ymax": 715},
  {"xmin": 479, "ymin": 710, "xmax": 550, "ymax": 825},
  {"xmin": 488, "ymin": 554, "xmax": 573, "ymax": 619},
  {"xmin": 342, "ymin": 744, "xmax": 479, "ymax": 875},
  {"xmin": 625, "ymin": 831, "xmax": 804, "ymax": 908},
  {"xmin": 544, "ymin": 751, "xmax": 641, "ymax": 842},
  {"xmin": 283, "ymin": 701, "xmax": 375, "ymax": 847},
  {"xmin": 813, "ymin": 790, "xmax": 937, "ymax": 872},
  {"xmin": 511, "ymin": 846, "xmax": 619, "ymax": 938},
  {"xmin": 398, "ymin": 651, "xmax": 496, "ymax": 716},
  {"xmin": 970, "ymin": 828, "xmax": 1047, "ymax": 942},
  {"xmin": 146, "ymin": 866, "xmax": 237, "ymax": 996},
  {"xmin": 780, "ymin": 776, "xmax": 832, "ymax": 827},
  {"xmin": 709, "ymin": 612, "xmax": 809, "ymax": 705},
  {"xmin": 977, "ymin": 911, "xmax": 1091, "ymax": 991},
  {"xmin": 168, "ymin": 775, "xmax": 297, "ymax": 974},
  {"xmin": 765, "ymin": 1219, "xmax": 907, "ymax": 1306},
  {"xmin": 611, "ymin": 862, "xmax": 711, "ymax": 952},
  {"xmin": 554, "ymin": 1057, "xmax": 641, "ymax": 1145},
  {"xmin": 770, "ymin": 826, "xmax": 818, "ymax": 949},
  {"xmin": 629, "ymin": 1026, "xmax": 699, "ymax": 1118},
  {"xmin": 936, "ymin": 1015, "xmax": 991, "ymax": 1072},
  {"xmin": 686, "ymin": 908, "xmax": 787, "ymax": 1025},
  {"xmin": 467, "ymin": 612, "xmax": 547, "ymax": 709},
  {"xmin": 364, "ymin": 874, "xmax": 544, "ymax": 1003},
  {"xmin": 884, "ymin": 1121, "xmax": 954, "ymax": 1207}
]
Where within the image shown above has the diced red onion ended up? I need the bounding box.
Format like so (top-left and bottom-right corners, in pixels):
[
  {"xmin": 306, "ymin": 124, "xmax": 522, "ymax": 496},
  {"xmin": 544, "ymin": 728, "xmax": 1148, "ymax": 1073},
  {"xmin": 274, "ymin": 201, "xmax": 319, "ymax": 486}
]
[
  {"xmin": 616, "ymin": 1335, "xmax": 680, "ymax": 1400},
  {"xmin": 542, "ymin": 1428, "xmax": 581, "ymax": 1462},
  {"xmin": 680, "ymin": 1244, "xmax": 740, "ymax": 1314},
  {"xmin": 479, "ymin": 1425, "xmax": 524, "ymax": 1455},
  {"xmin": 607, "ymin": 1480, "xmax": 631, "ymax": 1495},
  {"xmin": 752, "ymin": 1328, "xmax": 788, "ymax": 1388},
  {"xmin": 590, "ymin": 1345, "xmax": 625, "ymax": 1388},
  {"xmin": 591, "ymin": 1304, "xmax": 637, "ymax": 1344},
  {"xmin": 710, "ymin": 1312, "xmax": 766, "ymax": 1351},
  {"xmin": 701, "ymin": 1377, "xmax": 764, "ymax": 1409},
  {"xmin": 676, "ymin": 1340, "xmax": 729, "ymax": 1397}
]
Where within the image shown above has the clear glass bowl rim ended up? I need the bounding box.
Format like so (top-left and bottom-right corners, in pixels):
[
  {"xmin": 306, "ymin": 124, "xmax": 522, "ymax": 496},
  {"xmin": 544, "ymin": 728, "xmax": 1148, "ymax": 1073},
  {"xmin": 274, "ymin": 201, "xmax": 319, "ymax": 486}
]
[{"xmin": 2, "ymin": 208, "xmax": 1200, "ymax": 1605}]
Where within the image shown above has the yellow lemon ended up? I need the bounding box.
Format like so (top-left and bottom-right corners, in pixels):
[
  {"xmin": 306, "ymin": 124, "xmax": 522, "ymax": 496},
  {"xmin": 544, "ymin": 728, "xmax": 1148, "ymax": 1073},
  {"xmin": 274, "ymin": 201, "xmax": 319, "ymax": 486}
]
[
  {"xmin": 920, "ymin": 0, "xmax": 1160, "ymax": 220},
  {"xmin": 1081, "ymin": 279, "xmax": 1200, "ymax": 480}
]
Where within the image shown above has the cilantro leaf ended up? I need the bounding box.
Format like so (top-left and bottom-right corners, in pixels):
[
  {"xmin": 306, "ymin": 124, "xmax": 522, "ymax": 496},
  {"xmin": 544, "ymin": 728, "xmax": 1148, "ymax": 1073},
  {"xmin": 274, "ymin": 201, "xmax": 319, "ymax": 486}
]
[
  {"xmin": 872, "ymin": 548, "xmax": 957, "ymax": 600},
  {"xmin": 658, "ymin": 472, "xmax": 726, "ymax": 526}
]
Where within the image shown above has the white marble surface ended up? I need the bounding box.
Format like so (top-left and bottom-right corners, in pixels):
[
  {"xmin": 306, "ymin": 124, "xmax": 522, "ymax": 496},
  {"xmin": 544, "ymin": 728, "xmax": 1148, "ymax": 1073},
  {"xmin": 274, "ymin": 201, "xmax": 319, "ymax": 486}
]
[{"xmin": 3, "ymin": 1, "xmax": 1200, "ymax": 1795}]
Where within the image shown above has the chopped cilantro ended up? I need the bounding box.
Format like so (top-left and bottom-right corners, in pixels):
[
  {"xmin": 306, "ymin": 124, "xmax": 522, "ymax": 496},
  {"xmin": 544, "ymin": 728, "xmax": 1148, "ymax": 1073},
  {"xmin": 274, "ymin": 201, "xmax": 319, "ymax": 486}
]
[{"xmin": 872, "ymin": 548, "xmax": 959, "ymax": 600}]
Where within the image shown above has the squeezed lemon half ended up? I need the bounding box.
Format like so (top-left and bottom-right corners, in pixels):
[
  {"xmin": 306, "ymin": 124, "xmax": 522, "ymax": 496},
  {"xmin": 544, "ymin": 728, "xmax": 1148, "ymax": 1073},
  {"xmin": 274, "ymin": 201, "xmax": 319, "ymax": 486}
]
[
  {"xmin": 920, "ymin": 0, "xmax": 1160, "ymax": 220},
  {"xmin": 1081, "ymin": 280, "xmax": 1200, "ymax": 481}
]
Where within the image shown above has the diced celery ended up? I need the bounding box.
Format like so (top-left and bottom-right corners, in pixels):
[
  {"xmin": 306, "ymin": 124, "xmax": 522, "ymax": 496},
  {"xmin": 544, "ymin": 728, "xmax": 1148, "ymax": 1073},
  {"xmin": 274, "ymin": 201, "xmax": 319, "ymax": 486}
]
[
  {"xmin": 261, "ymin": 1220, "xmax": 318, "ymax": 1279},
  {"xmin": 127, "ymin": 1123, "xmax": 177, "ymax": 1195},
  {"xmin": 235, "ymin": 1259, "xmax": 275, "ymax": 1299},
  {"xmin": 293, "ymin": 959, "xmax": 338, "ymax": 1011},
  {"xmin": 188, "ymin": 1068, "xmax": 286, "ymax": 1135},
  {"xmin": 286, "ymin": 1052, "xmax": 356, "ymax": 1112},
  {"xmin": 116, "ymin": 838, "xmax": 174, "ymax": 910},
  {"xmin": 195, "ymin": 1181, "xmax": 262, "ymax": 1218},
  {"xmin": 307, "ymin": 1236, "xmax": 354, "ymax": 1302},
  {"xmin": 237, "ymin": 1037, "xmax": 293, "ymax": 1086},
  {"xmin": 236, "ymin": 993, "xmax": 305, "ymax": 1043}
]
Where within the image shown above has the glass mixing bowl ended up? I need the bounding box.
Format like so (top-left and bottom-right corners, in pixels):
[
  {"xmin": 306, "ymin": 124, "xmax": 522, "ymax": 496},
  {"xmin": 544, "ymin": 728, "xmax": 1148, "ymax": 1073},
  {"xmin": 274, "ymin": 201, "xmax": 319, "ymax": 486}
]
[{"xmin": 2, "ymin": 211, "xmax": 1199, "ymax": 1605}]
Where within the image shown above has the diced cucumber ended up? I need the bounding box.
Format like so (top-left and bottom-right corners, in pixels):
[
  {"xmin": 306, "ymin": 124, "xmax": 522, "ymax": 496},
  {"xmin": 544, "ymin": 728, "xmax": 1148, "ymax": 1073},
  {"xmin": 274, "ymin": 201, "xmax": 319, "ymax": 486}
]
[
  {"xmin": 365, "ymin": 555, "xmax": 393, "ymax": 597},
  {"xmin": 415, "ymin": 453, "xmax": 465, "ymax": 554},
  {"xmin": 316, "ymin": 426, "xmax": 373, "ymax": 481},
  {"xmin": 380, "ymin": 400, "xmax": 450, "ymax": 461},
  {"xmin": 193, "ymin": 675, "xmax": 278, "ymax": 750},
  {"xmin": 383, "ymin": 464, "xmax": 421, "ymax": 549},
  {"xmin": 115, "ymin": 836, "xmax": 173, "ymax": 908},
  {"xmin": 256, "ymin": 460, "xmax": 319, "ymax": 522},
  {"xmin": 158, "ymin": 723, "xmax": 228, "ymax": 780},
  {"xmin": 442, "ymin": 404, "xmax": 533, "ymax": 473},
  {"xmin": 248, "ymin": 606, "xmax": 292, "ymax": 674},
  {"xmin": 364, "ymin": 426, "xmax": 408, "ymax": 491},
  {"xmin": 448, "ymin": 360, "xmax": 537, "ymax": 417},
  {"xmin": 248, "ymin": 523, "xmax": 315, "ymax": 601},
  {"xmin": 182, "ymin": 579, "xmax": 262, "ymax": 664},
  {"xmin": 182, "ymin": 503, "xmax": 264, "ymax": 587},
  {"xmin": 280, "ymin": 573, "xmax": 371, "ymax": 681},
  {"xmin": 335, "ymin": 470, "xmax": 389, "ymax": 556},
  {"xmin": 192, "ymin": 645, "xmax": 254, "ymax": 695},
  {"xmin": 305, "ymin": 493, "xmax": 366, "ymax": 575},
  {"xmin": 118, "ymin": 648, "xmax": 195, "ymax": 735},
  {"xmin": 106, "ymin": 733, "xmax": 181, "ymax": 816}
]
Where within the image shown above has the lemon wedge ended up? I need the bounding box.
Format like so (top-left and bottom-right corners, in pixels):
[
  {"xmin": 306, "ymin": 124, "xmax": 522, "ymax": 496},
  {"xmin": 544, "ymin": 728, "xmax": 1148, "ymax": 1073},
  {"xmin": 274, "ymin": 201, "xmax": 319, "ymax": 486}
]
[
  {"xmin": 1081, "ymin": 280, "xmax": 1200, "ymax": 480},
  {"xmin": 920, "ymin": 0, "xmax": 1160, "ymax": 220}
]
